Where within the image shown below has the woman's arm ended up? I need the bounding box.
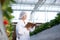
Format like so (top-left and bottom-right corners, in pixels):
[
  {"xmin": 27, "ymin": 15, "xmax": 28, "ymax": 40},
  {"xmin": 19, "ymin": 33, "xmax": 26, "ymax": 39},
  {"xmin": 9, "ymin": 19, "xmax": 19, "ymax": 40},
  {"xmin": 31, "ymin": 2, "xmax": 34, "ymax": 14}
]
[{"xmin": 30, "ymin": 26, "xmax": 35, "ymax": 32}]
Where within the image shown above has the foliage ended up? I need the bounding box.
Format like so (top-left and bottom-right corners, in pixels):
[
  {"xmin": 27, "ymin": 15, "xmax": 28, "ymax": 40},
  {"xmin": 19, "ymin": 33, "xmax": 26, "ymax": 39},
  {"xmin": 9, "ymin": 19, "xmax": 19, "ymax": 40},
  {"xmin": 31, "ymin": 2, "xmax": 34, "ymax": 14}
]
[
  {"xmin": 30, "ymin": 12, "xmax": 60, "ymax": 36},
  {"xmin": 1, "ymin": 0, "xmax": 15, "ymax": 21},
  {"xmin": 1, "ymin": 0, "xmax": 16, "ymax": 40}
]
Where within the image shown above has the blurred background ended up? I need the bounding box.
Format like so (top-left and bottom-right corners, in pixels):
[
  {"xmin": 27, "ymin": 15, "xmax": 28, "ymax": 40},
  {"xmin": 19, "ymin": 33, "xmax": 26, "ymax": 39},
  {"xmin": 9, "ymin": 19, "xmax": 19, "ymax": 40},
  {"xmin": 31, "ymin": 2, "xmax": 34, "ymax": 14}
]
[
  {"xmin": 0, "ymin": 0, "xmax": 60, "ymax": 40},
  {"xmin": 11, "ymin": 0, "xmax": 59, "ymax": 23}
]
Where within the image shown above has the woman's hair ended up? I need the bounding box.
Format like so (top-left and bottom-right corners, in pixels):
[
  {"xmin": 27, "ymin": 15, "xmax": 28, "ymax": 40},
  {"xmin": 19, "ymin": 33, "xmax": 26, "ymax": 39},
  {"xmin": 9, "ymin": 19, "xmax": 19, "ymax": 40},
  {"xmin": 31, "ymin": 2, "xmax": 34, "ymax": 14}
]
[{"xmin": 19, "ymin": 11, "xmax": 26, "ymax": 19}]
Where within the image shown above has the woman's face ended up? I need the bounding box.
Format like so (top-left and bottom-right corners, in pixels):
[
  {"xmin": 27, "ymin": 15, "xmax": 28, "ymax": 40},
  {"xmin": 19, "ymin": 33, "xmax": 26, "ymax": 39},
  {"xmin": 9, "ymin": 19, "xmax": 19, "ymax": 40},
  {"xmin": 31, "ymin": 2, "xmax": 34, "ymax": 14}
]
[{"xmin": 23, "ymin": 14, "xmax": 27, "ymax": 20}]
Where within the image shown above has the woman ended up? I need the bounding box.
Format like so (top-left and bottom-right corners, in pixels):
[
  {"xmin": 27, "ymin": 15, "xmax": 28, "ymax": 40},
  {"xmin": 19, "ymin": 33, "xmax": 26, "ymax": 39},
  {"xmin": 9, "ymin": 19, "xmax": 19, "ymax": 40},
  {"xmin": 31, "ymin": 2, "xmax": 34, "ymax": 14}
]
[
  {"xmin": 16, "ymin": 11, "xmax": 35, "ymax": 40},
  {"xmin": 16, "ymin": 11, "xmax": 27, "ymax": 40},
  {"xmin": 17, "ymin": 22, "xmax": 36, "ymax": 40}
]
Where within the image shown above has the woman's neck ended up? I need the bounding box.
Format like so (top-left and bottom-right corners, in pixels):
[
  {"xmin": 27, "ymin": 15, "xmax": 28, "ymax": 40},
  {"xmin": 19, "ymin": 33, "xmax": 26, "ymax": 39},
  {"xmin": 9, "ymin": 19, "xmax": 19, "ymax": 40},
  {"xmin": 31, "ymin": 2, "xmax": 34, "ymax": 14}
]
[{"xmin": 21, "ymin": 19, "xmax": 25, "ymax": 24}]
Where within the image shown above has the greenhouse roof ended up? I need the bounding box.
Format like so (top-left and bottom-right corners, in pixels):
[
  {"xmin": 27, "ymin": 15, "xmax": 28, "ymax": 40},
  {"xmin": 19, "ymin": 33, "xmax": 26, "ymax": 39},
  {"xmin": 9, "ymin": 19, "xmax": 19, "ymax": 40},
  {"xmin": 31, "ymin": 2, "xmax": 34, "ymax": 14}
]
[
  {"xmin": 12, "ymin": 0, "xmax": 60, "ymax": 12},
  {"xmin": 11, "ymin": 0, "xmax": 60, "ymax": 23}
]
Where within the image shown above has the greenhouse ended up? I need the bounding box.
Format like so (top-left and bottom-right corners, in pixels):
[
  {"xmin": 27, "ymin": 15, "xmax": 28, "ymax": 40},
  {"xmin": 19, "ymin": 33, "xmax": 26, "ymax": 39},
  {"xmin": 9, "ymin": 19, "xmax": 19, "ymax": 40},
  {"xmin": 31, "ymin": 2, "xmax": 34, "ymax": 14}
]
[
  {"xmin": 0, "ymin": 0, "xmax": 60, "ymax": 40},
  {"xmin": 12, "ymin": 0, "xmax": 60, "ymax": 23}
]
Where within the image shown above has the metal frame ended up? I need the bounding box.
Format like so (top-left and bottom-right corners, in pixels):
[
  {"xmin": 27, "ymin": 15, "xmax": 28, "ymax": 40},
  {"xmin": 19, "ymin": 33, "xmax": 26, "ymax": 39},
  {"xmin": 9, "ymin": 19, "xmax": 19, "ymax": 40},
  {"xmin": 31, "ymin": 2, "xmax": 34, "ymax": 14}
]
[
  {"xmin": 12, "ymin": 0, "xmax": 60, "ymax": 22},
  {"xmin": 30, "ymin": 0, "xmax": 46, "ymax": 14},
  {"xmin": 12, "ymin": 0, "xmax": 60, "ymax": 12},
  {"xmin": 12, "ymin": 3, "xmax": 60, "ymax": 6},
  {"xmin": 13, "ymin": 9, "xmax": 60, "ymax": 12},
  {"xmin": 13, "ymin": 0, "xmax": 60, "ymax": 6}
]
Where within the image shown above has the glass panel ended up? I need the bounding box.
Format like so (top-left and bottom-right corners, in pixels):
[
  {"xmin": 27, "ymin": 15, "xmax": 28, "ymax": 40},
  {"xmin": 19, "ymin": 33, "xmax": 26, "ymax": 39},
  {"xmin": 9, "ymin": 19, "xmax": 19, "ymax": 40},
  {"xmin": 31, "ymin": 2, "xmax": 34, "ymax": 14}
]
[
  {"xmin": 47, "ymin": 12, "xmax": 57, "ymax": 22},
  {"xmin": 38, "ymin": 5, "xmax": 60, "ymax": 11},
  {"xmin": 15, "ymin": 0, "xmax": 38, "ymax": 4},
  {"xmin": 11, "ymin": 11, "xmax": 21, "ymax": 20},
  {"xmin": 11, "ymin": 11, "xmax": 31, "ymax": 22},
  {"xmin": 31, "ymin": 12, "xmax": 46, "ymax": 23},
  {"xmin": 11, "ymin": 4, "xmax": 34, "ymax": 10},
  {"xmin": 31, "ymin": 12, "xmax": 57, "ymax": 23},
  {"xmin": 55, "ymin": 0, "xmax": 60, "ymax": 4},
  {"xmin": 20, "ymin": 4, "xmax": 34, "ymax": 10},
  {"xmin": 44, "ymin": 0, "xmax": 55, "ymax": 4},
  {"xmin": 11, "ymin": 11, "xmax": 58, "ymax": 23}
]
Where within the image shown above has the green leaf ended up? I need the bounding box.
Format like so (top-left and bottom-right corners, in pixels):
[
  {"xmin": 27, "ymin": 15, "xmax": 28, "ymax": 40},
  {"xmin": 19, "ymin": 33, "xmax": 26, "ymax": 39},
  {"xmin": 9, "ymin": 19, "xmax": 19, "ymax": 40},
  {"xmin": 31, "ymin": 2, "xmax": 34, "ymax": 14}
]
[
  {"xmin": 30, "ymin": 12, "xmax": 60, "ymax": 36},
  {"xmin": 3, "ymin": 11, "xmax": 11, "ymax": 20},
  {"xmin": 2, "ymin": 0, "xmax": 10, "ymax": 11},
  {"xmin": 7, "ymin": 7, "xmax": 13, "ymax": 13},
  {"xmin": 10, "ymin": 0, "xmax": 16, "ymax": 3}
]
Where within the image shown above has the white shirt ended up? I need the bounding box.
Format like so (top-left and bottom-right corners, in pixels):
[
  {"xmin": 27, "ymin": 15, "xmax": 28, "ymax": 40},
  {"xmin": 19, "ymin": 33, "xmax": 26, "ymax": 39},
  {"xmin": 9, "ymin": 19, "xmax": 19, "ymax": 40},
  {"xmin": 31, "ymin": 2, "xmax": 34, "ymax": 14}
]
[
  {"xmin": 16, "ymin": 20, "xmax": 35, "ymax": 40},
  {"xmin": 17, "ymin": 27, "xmax": 30, "ymax": 40},
  {"xmin": 16, "ymin": 20, "xmax": 30, "ymax": 40}
]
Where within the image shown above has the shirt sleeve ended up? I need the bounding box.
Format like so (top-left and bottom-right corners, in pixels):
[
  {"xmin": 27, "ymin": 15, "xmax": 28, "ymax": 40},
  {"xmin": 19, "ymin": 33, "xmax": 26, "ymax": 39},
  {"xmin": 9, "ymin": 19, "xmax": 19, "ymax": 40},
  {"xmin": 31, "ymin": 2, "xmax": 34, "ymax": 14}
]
[
  {"xmin": 17, "ymin": 27, "xmax": 25, "ymax": 38},
  {"xmin": 16, "ymin": 21, "xmax": 22, "ymax": 28},
  {"xmin": 16, "ymin": 21, "xmax": 24, "ymax": 35},
  {"xmin": 17, "ymin": 28, "xmax": 24, "ymax": 39},
  {"xmin": 30, "ymin": 26, "xmax": 35, "ymax": 32}
]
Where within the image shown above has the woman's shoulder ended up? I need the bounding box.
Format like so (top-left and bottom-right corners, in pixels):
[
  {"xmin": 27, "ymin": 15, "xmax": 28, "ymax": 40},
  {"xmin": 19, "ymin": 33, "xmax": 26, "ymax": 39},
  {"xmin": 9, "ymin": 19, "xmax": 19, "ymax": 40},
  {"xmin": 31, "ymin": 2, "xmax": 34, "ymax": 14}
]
[
  {"xmin": 18, "ymin": 20, "xmax": 23, "ymax": 22},
  {"xmin": 17, "ymin": 20, "xmax": 23, "ymax": 24},
  {"xmin": 16, "ymin": 20, "xmax": 23, "ymax": 27}
]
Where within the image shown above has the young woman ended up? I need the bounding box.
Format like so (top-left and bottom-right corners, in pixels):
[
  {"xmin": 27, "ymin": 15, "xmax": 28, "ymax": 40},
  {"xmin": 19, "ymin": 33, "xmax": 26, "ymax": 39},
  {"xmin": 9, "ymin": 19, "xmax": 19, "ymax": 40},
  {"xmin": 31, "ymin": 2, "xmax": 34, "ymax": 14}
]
[
  {"xmin": 16, "ymin": 11, "xmax": 35, "ymax": 40},
  {"xmin": 17, "ymin": 22, "xmax": 36, "ymax": 40},
  {"xmin": 16, "ymin": 11, "xmax": 27, "ymax": 40}
]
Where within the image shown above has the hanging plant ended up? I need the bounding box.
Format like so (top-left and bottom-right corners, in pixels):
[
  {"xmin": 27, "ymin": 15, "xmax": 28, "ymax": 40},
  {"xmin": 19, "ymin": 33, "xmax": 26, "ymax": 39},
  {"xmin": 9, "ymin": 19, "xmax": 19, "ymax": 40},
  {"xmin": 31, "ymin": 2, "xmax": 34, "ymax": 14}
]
[
  {"xmin": 1, "ymin": 0, "xmax": 16, "ymax": 40},
  {"xmin": 30, "ymin": 12, "xmax": 60, "ymax": 36},
  {"xmin": 3, "ymin": 19, "xmax": 9, "ymax": 25}
]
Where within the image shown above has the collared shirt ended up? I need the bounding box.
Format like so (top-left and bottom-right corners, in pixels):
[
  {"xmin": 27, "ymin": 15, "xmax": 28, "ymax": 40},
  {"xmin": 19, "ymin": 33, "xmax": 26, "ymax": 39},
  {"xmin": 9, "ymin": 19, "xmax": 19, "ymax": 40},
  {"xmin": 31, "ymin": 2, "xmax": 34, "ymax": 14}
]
[{"xmin": 16, "ymin": 20, "xmax": 30, "ymax": 40}]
